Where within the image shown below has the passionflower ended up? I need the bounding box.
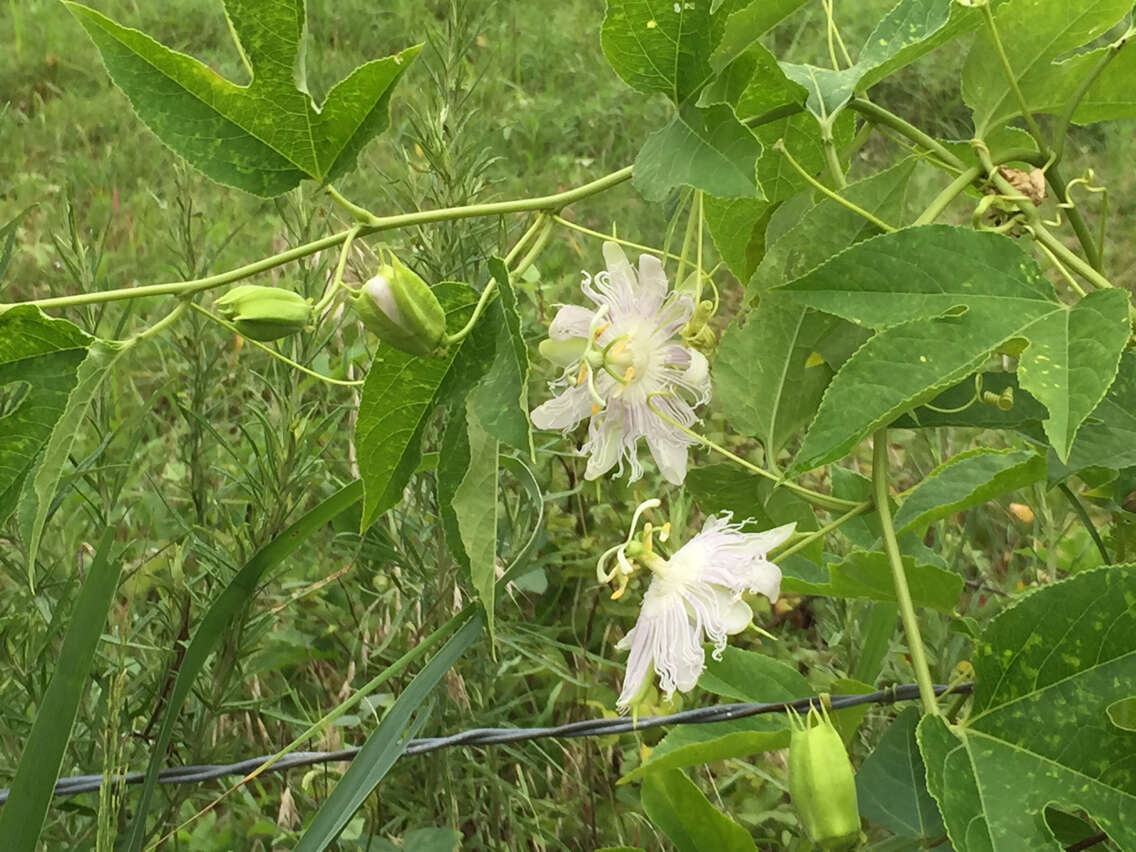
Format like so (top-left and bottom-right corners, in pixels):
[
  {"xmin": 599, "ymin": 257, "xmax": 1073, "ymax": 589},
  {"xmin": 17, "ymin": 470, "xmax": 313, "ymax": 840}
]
[
  {"xmin": 598, "ymin": 500, "xmax": 795, "ymax": 712},
  {"xmin": 530, "ymin": 243, "xmax": 710, "ymax": 485}
]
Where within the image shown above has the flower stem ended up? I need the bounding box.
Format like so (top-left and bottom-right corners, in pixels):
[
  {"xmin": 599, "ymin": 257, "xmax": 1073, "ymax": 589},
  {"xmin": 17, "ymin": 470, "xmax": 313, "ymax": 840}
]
[
  {"xmin": 551, "ymin": 215, "xmax": 699, "ymax": 268},
  {"xmin": 313, "ymin": 225, "xmax": 360, "ymax": 315},
  {"xmin": 189, "ymin": 302, "xmax": 364, "ymax": 387},
  {"xmin": 510, "ymin": 214, "xmax": 554, "ymax": 279},
  {"xmin": 873, "ymin": 429, "xmax": 939, "ymax": 716},
  {"xmin": 772, "ymin": 500, "xmax": 872, "ymax": 561},
  {"xmin": 848, "ymin": 98, "xmax": 967, "ymax": 172},
  {"xmin": 644, "ymin": 396, "xmax": 861, "ymax": 513},
  {"xmin": 913, "ymin": 165, "xmax": 982, "ymax": 226},
  {"xmin": 123, "ymin": 299, "xmax": 189, "ymax": 345},
  {"xmin": 325, "ymin": 186, "xmax": 379, "ymax": 226},
  {"xmin": 7, "ymin": 166, "xmax": 634, "ymax": 312},
  {"xmin": 773, "ymin": 140, "xmax": 894, "ymax": 232}
]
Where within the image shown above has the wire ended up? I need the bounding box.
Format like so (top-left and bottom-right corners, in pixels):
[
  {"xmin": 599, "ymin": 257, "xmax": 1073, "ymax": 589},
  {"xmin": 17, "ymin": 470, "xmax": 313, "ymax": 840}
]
[{"xmin": 0, "ymin": 682, "xmax": 971, "ymax": 803}]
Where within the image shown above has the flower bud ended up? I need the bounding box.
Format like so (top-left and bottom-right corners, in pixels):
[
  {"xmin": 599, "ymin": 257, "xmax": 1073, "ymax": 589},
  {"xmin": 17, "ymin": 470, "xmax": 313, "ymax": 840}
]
[
  {"xmin": 788, "ymin": 703, "xmax": 860, "ymax": 850},
  {"xmin": 213, "ymin": 284, "xmax": 312, "ymax": 341},
  {"xmin": 352, "ymin": 251, "xmax": 446, "ymax": 357}
]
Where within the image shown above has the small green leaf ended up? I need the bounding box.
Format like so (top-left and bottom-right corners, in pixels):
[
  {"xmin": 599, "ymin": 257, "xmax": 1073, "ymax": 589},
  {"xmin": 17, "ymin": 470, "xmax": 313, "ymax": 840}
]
[
  {"xmin": 65, "ymin": 0, "xmax": 420, "ymax": 196},
  {"xmin": 642, "ymin": 769, "xmax": 758, "ymax": 852},
  {"xmin": 0, "ymin": 528, "xmax": 120, "ymax": 851},
  {"xmin": 919, "ymin": 565, "xmax": 1136, "ymax": 850},
  {"xmin": 782, "ymin": 549, "xmax": 963, "ymax": 614},
  {"xmin": 778, "ymin": 63, "xmax": 856, "ymax": 125},
  {"xmin": 452, "ymin": 406, "xmax": 499, "ymax": 643},
  {"xmin": 0, "ymin": 307, "xmax": 90, "ymax": 526},
  {"xmin": 710, "ymin": 0, "xmax": 811, "ymax": 72},
  {"xmin": 962, "ymin": 0, "xmax": 1131, "ymax": 133},
  {"xmin": 703, "ymin": 196, "xmax": 773, "ymax": 284},
  {"xmin": 295, "ymin": 617, "xmax": 483, "ymax": 852},
  {"xmin": 781, "ymin": 226, "xmax": 1131, "ymax": 472},
  {"xmin": 18, "ymin": 339, "xmax": 133, "ymax": 571},
  {"xmin": 469, "ymin": 258, "xmax": 532, "ymax": 452},
  {"xmin": 856, "ymin": 707, "xmax": 943, "ymax": 840},
  {"xmin": 0, "ymin": 207, "xmax": 33, "ymax": 286},
  {"xmin": 633, "ymin": 103, "xmax": 765, "ymax": 201},
  {"xmin": 893, "ymin": 447, "xmax": 1045, "ymax": 534},
  {"xmin": 699, "ymin": 646, "xmax": 811, "ymax": 702},
  {"xmin": 356, "ymin": 283, "xmax": 477, "ymax": 530},
  {"xmin": 700, "ymin": 42, "xmax": 806, "ymax": 117},
  {"xmin": 1050, "ymin": 351, "xmax": 1136, "ymax": 479}
]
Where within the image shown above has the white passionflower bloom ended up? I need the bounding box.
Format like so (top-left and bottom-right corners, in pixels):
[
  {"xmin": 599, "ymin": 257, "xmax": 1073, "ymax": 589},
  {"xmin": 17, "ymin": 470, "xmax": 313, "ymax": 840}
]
[
  {"xmin": 530, "ymin": 242, "xmax": 710, "ymax": 485},
  {"xmin": 596, "ymin": 501, "xmax": 795, "ymax": 713}
]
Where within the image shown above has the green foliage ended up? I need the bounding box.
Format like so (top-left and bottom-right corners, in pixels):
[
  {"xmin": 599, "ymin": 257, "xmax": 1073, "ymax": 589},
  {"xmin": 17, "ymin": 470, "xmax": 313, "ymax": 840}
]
[
  {"xmin": 0, "ymin": 529, "xmax": 120, "ymax": 851},
  {"xmin": 65, "ymin": 0, "xmax": 420, "ymax": 196},
  {"xmin": 855, "ymin": 707, "xmax": 942, "ymax": 841},
  {"xmin": 782, "ymin": 550, "xmax": 963, "ymax": 614},
  {"xmin": 919, "ymin": 565, "xmax": 1136, "ymax": 849},
  {"xmin": 452, "ymin": 406, "xmax": 499, "ymax": 641},
  {"xmin": 781, "ymin": 226, "xmax": 1131, "ymax": 472},
  {"xmin": 892, "ymin": 448, "xmax": 1045, "ymax": 534},
  {"xmin": 641, "ymin": 768, "xmax": 757, "ymax": 852},
  {"xmin": 0, "ymin": 307, "xmax": 89, "ymax": 526}
]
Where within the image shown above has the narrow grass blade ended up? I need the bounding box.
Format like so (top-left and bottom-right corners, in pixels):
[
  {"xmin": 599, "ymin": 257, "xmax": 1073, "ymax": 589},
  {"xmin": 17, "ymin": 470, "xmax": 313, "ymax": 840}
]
[
  {"xmin": 0, "ymin": 527, "xmax": 120, "ymax": 850},
  {"xmin": 294, "ymin": 615, "xmax": 484, "ymax": 852},
  {"xmin": 122, "ymin": 480, "xmax": 363, "ymax": 852}
]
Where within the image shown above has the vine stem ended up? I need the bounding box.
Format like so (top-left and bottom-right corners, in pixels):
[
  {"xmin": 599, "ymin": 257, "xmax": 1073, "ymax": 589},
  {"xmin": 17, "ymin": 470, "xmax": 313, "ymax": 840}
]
[
  {"xmin": 313, "ymin": 225, "xmax": 360, "ymax": 315},
  {"xmin": 1058, "ymin": 482, "xmax": 1111, "ymax": 564},
  {"xmin": 644, "ymin": 396, "xmax": 861, "ymax": 513},
  {"xmin": 189, "ymin": 302, "xmax": 365, "ymax": 387},
  {"xmin": 7, "ymin": 166, "xmax": 634, "ymax": 312},
  {"xmin": 848, "ymin": 98, "xmax": 967, "ymax": 172},
  {"xmin": 873, "ymin": 429, "xmax": 939, "ymax": 716},
  {"xmin": 914, "ymin": 165, "xmax": 982, "ymax": 226},
  {"xmin": 771, "ymin": 501, "xmax": 872, "ymax": 561},
  {"xmin": 773, "ymin": 140, "xmax": 895, "ymax": 232}
]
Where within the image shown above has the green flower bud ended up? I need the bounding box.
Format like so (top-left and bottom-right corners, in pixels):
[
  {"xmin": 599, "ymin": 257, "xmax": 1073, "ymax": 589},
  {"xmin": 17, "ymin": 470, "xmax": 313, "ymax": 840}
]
[
  {"xmin": 788, "ymin": 703, "xmax": 860, "ymax": 850},
  {"xmin": 213, "ymin": 284, "xmax": 311, "ymax": 341},
  {"xmin": 352, "ymin": 251, "xmax": 446, "ymax": 357}
]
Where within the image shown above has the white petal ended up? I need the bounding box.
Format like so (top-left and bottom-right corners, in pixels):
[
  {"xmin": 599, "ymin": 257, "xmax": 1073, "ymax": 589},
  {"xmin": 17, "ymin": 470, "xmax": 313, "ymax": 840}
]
[
  {"xmin": 531, "ymin": 384, "xmax": 592, "ymax": 431},
  {"xmin": 583, "ymin": 407, "xmax": 625, "ymax": 480},
  {"xmin": 723, "ymin": 598, "xmax": 754, "ymax": 635},
  {"xmin": 745, "ymin": 558, "xmax": 782, "ymax": 603},
  {"xmin": 635, "ymin": 252, "xmax": 668, "ymax": 315},
  {"xmin": 647, "ymin": 430, "xmax": 689, "ymax": 485},
  {"xmin": 743, "ymin": 522, "xmax": 797, "ymax": 554},
  {"xmin": 548, "ymin": 303, "xmax": 596, "ymax": 340}
]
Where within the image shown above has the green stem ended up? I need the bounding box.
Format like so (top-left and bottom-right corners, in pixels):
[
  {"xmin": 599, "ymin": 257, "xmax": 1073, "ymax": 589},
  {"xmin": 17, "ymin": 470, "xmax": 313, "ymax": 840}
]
[
  {"xmin": 190, "ymin": 302, "xmax": 364, "ymax": 387},
  {"xmin": 313, "ymin": 225, "xmax": 360, "ymax": 315},
  {"xmin": 644, "ymin": 395, "xmax": 860, "ymax": 513},
  {"xmin": 978, "ymin": 2, "xmax": 1048, "ymax": 152},
  {"xmin": 873, "ymin": 429, "xmax": 939, "ymax": 716},
  {"xmin": 774, "ymin": 140, "xmax": 894, "ymax": 232},
  {"xmin": 124, "ymin": 300, "xmax": 189, "ymax": 344},
  {"xmin": 823, "ymin": 134, "xmax": 847, "ymax": 190},
  {"xmin": 510, "ymin": 214, "xmax": 554, "ymax": 280},
  {"xmin": 325, "ymin": 186, "xmax": 379, "ymax": 226},
  {"xmin": 771, "ymin": 501, "xmax": 872, "ymax": 561},
  {"xmin": 503, "ymin": 215, "xmax": 547, "ymax": 267},
  {"xmin": 1058, "ymin": 482, "xmax": 1111, "ymax": 564},
  {"xmin": 9, "ymin": 166, "xmax": 635, "ymax": 312},
  {"xmin": 551, "ymin": 216, "xmax": 695, "ymax": 267},
  {"xmin": 914, "ymin": 165, "xmax": 982, "ymax": 226},
  {"xmin": 1051, "ymin": 29, "xmax": 1131, "ymax": 162},
  {"xmin": 848, "ymin": 98, "xmax": 967, "ymax": 172}
]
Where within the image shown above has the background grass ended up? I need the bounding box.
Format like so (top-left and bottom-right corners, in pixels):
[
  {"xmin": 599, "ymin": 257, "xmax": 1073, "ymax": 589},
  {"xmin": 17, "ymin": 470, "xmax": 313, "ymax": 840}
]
[{"xmin": 1, "ymin": 0, "xmax": 1131, "ymax": 849}]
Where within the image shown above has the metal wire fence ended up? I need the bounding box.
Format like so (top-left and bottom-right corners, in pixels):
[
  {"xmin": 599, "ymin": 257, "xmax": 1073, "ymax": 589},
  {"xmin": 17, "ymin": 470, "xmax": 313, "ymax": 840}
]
[{"xmin": 0, "ymin": 682, "xmax": 969, "ymax": 803}]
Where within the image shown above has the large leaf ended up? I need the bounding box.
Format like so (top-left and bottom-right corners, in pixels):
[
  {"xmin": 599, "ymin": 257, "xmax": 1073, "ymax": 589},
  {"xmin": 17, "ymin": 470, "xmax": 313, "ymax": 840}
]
[
  {"xmin": 295, "ymin": 616, "xmax": 483, "ymax": 852},
  {"xmin": 962, "ymin": 0, "xmax": 1131, "ymax": 134},
  {"xmin": 18, "ymin": 339, "xmax": 133, "ymax": 571},
  {"xmin": 0, "ymin": 528, "xmax": 120, "ymax": 851},
  {"xmin": 1049, "ymin": 351, "xmax": 1136, "ymax": 478},
  {"xmin": 684, "ymin": 464, "xmax": 777, "ymax": 530},
  {"xmin": 710, "ymin": 0, "xmax": 811, "ymax": 72},
  {"xmin": 894, "ymin": 371, "xmax": 1047, "ymax": 430},
  {"xmin": 469, "ymin": 258, "xmax": 531, "ymax": 452},
  {"xmin": 641, "ymin": 769, "xmax": 758, "ymax": 852},
  {"xmin": 715, "ymin": 160, "xmax": 919, "ymax": 458},
  {"xmin": 633, "ymin": 103, "xmax": 765, "ymax": 201},
  {"xmin": 0, "ymin": 307, "xmax": 89, "ymax": 527},
  {"xmin": 66, "ymin": 0, "xmax": 419, "ymax": 196},
  {"xmin": 356, "ymin": 283, "xmax": 477, "ymax": 530},
  {"xmin": 779, "ymin": 226, "xmax": 1131, "ymax": 472},
  {"xmin": 122, "ymin": 482, "xmax": 363, "ymax": 851},
  {"xmin": 892, "ymin": 447, "xmax": 1045, "ymax": 534},
  {"xmin": 452, "ymin": 406, "xmax": 499, "ymax": 643},
  {"xmin": 856, "ymin": 707, "xmax": 943, "ymax": 840},
  {"xmin": 601, "ymin": 0, "xmax": 715, "ymax": 104},
  {"xmin": 919, "ymin": 565, "xmax": 1136, "ymax": 850},
  {"xmin": 782, "ymin": 549, "xmax": 963, "ymax": 614}
]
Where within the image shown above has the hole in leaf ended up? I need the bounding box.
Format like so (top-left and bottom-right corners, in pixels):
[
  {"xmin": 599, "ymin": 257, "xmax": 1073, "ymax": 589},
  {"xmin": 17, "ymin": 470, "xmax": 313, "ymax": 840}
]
[{"xmin": 1106, "ymin": 696, "xmax": 1136, "ymax": 732}]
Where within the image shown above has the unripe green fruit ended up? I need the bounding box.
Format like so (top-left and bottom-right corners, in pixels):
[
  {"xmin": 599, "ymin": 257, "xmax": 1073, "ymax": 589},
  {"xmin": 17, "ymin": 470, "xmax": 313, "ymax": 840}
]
[
  {"xmin": 787, "ymin": 703, "xmax": 860, "ymax": 850},
  {"xmin": 214, "ymin": 284, "xmax": 312, "ymax": 341},
  {"xmin": 351, "ymin": 251, "xmax": 446, "ymax": 357}
]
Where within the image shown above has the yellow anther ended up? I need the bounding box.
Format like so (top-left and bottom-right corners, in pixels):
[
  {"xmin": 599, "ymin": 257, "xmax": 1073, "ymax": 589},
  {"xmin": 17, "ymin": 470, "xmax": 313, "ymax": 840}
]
[
  {"xmin": 591, "ymin": 403, "xmax": 600, "ymax": 415},
  {"xmin": 610, "ymin": 572, "xmax": 631, "ymax": 600},
  {"xmin": 642, "ymin": 523, "xmax": 654, "ymax": 552},
  {"xmin": 623, "ymin": 366, "xmax": 635, "ymax": 383},
  {"xmin": 593, "ymin": 321, "xmax": 611, "ymax": 339},
  {"xmin": 575, "ymin": 362, "xmax": 588, "ymax": 386},
  {"xmin": 609, "ymin": 338, "xmax": 627, "ymax": 357},
  {"xmin": 658, "ymin": 522, "xmax": 671, "ymax": 543}
]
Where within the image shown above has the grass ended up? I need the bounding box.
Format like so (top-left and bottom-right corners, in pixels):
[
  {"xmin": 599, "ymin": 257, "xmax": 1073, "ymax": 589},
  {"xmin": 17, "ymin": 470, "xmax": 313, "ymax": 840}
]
[{"xmin": 0, "ymin": 1, "xmax": 1130, "ymax": 849}]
